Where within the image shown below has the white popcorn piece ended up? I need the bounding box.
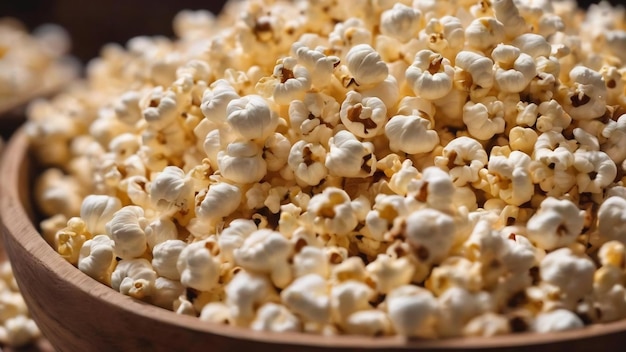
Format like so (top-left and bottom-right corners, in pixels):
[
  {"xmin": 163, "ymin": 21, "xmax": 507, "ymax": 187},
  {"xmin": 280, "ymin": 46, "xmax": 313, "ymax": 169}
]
[
  {"xmin": 462, "ymin": 312, "xmax": 510, "ymax": 337},
  {"xmin": 386, "ymin": 285, "xmax": 438, "ymax": 338},
  {"xmin": 454, "ymin": 51, "xmax": 494, "ymax": 99},
  {"xmin": 532, "ymin": 309, "xmax": 584, "ymax": 333},
  {"xmin": 195, "ymin": 182, "xmax": 242, "ymax": 225},
  {"xmin": 199, "ymin": 302, "xmax": 231, "ymax": 324},
  {"xmin": 345, "ymin": 44, "xmax": 389, "ymax": 88},
  {"xmin": 291, "ymin": 43, "xmax": 340, "ymax": 90},
  {"xmin": 526, "ymin": 197, "xmax": 585, "ymax": 250},
  {"xmin": 435, "ymin": 136, "xmax": 487, "ymax": 187},
  {"xmin": 306, "ymin": 187, "xmax": 358, "ymax": 237},
  {"xmin": 251, "ymin": 303, "xmax": 301, "ymax": 333},
  {"xmin": 151, "ymin": 277, "xmax": 185, "ymax": 309},
  {"xmin": 487, "ymin": 150, "xmax": 533, "ymax": 206},
  {"xmin": 408, "ymin": 166, "xmax": 455, "ymax": 212},
  {"xmin": 325, "ymin": 130, "xmax": 376, "ymax": 178},
  {"xmin": 465, "ymin": 17, "xmax": 506, "ymax": 52},
  {"xmin": 150, "ymin": 166, "xmax": 194, "ymax": 212},
  {"xmin": 78, "ymin": 234, "xmax": 115, "ymax": 284},
  {"xmin": 462, "ymin": 97, "xmax": 506, "ymax": 141},
  {"xmin": 35, "ymin": 168, "xmax": 84, "ymax": 218},
  {"xmin": 425, "ymin": 256, "xmax": 483, "ymax": 295},
  {"xmin": 226, "ymin": 95, "xmax": 278, "ymax": 141},
  {"xmin": 597, "ymin": 196, "xmax": 626, "ymax": 245},
  {"xmin": 106, "ymin": 206, "xmax": 149, "ymax": 259},
  {"xmin": 493, "ymin": 0, "xmax": 528, "ymax": 39},
  {"xmin": 288, "ymin": 140, "xmax": 328, "ymax": 186},
  {"xmin": 385, "ymin": 112, "xmax": 440, "ymax": 155},
  {"xmin": 176, "ymin": 239, "xmax": 221, "ymax": 291},
  {"xmin": 564, "ymin": 66, "xmax": 608, "ymax": 121},
  {"xmin": 293, "ymin": 246, "xmax": 330, "ymax": 279},
  {"xmin": 281, "ymin": 274, "xmax": 330, "ymax": 324},
  {"xmin": 422, "ymin": 16, "xmax": 464, "ymax": 58},
  {"xmin": 344, "ymin": 310, "xmax": 392, "ymax": 336},
  {"xmin": 330, "ymin": 280, "xmax": 375, "ymax": 325},
  {"xmin": 79, "ymin": 195, "xmax": 122, "ymax": 236},
  {"xmin": 406, "ymin": 50, "xmax": 454, "ymax": 100},
  {"xmin": 217, "ymin": 141, "xmax": 267, "ymax": 184},
  {"xmin": 234, "ymin": 229, "xmax": 292, "ymax": 288},
  {"xmin": 340, "ymin": 91, "xmax": 387, "ymax": 138},
  {"xmin": 491, "ymin": 44, "xmax": 536, "ymax": 93},
  {"xmin": 366, "ymin": 254, "xmax": 414, "ymax": 294},
  {"xmin": 111, "ymin": 258, "xmax": 157, "ymax": 299},
  {"xmin": 218, "ymin": 219, "xmax": 258, "ymax": 262},
  {"xmin": 379, "ymin": 3, "xmax": 421, "ymax": 43},
  {"xmin": 437, "ymin": 287, "xmax": 487, "ymax": 337},
  {"xmin": 540, "ymin": 248, "xmax": 595, "ymax": 306},
  {"xmin": 573, "ymin": 150, "xmax": 617, "ymax": 194},
  {"xmin": 152, "ymin": 239, "xmax": 187, "ymax": 281},
  {"xmin": 405, "ymin": 208, "xmax": 456, "ymax": 265},
  {"xmin": 226, "ymin": 271, "xmax": 275, "ymax": 326}
]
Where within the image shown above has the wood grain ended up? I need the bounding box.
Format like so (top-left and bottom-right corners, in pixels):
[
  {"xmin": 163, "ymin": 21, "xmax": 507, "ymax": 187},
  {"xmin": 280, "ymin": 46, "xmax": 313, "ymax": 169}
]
[{"xmin": 2, "ymin": 129, "xmax": 626, "ymax": 351}]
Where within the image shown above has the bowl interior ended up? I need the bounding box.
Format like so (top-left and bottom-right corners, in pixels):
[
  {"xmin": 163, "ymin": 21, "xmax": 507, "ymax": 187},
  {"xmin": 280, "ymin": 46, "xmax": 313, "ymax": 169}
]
[{"xmin": 3, "ymin": 129, "xmax": 626, "ymax": 351}]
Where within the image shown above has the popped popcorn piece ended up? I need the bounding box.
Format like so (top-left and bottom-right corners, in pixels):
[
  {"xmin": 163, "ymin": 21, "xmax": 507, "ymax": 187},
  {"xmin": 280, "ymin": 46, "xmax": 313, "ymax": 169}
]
[
  {"xmin": 281, "ymin": 274, "xmax": 330, "ymax": 324},
  {"xmin": 379, "ymin": 3, "xmax": 421, "ymax": 43},
  {"xmin": 251, "ymin": 303, "xmax": 301, "ymax": 332},
  {"xmin": 234, "ymin": 229, "xmax": 293, "ymax": 288},
  {"xmin": 435, "ymin": 136, "xmax": 487, "ymax": 186},
  {"xmin": 385, "ymin": 285, "xmax": 438, "ymax": 338},
  {"xmin": 78, "ymin": 234, "xmax": 115, "ymax": 284},
  {"xmin": 462, "ymin": 97, "xmax": 506, "ymax": 140},
  {"xmin": 532, "ymin": 309, "xmax": 584, "ymax": 333},
  {"xmin": 111, "ymin": 258, "xmax": 157, "ymax": 299},
  {"xmin": 406, "ymin": 50, "xmax": 454, "ymax": 100},
  {"xmin": 177, "ymin": 239, "xmax": 221, "ymax": 291},
  {"xmin": 325, "ymin": 130, "xmax": 376, "ymax": 178},
  {"xmin": 385, "ymin": 112, "xmax": 440, "ymax": 155},
  {"xmin": 345, "ymin": 44, "xmax": 389, "ymax": 88},
  {"xmin": 492, "ymin": 44, "xmax": 536, "ymax": 94},
  {"xmin": 540, "ymin": 248, "xmax": 595, "ymax": 306},
  {"xmin": 526, "ymin": 197, "xmax": 585, "ymax": 250},
  {"xmin": 404, "ymin": 209, "xmax": 456, "ymax": 265},
  {"xmin": 152, "ymin": 240, "xmax": 187, "ymax": 280},
  {"xmin": 106, "ymin": 206, "xmax": 149, "ymax": 259},
  {"xmin": 226, "ymin": 271, "xmax": 275, "ymax": 326},
  {"xmin": 340, "ymin": 91, "xmax": 387, "ymax": 138}
]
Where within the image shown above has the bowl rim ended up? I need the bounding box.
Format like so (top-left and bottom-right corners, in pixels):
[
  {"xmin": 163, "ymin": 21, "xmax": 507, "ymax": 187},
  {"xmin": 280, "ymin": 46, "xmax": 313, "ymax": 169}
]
[{"xmin": 3, "ymin": 129, "xmax": 626, "ymax": 350}]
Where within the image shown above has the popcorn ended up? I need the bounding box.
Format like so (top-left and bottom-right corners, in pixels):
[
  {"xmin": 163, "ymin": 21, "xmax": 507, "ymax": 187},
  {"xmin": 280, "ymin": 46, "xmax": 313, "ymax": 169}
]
[
  {"xmin": 345, "ymin": 44, "xmax": 389, "ymax": 88},
  {"xmin": 526, "ymin": 197, "xmax": 585, "ymax": 250},
  {"xmin": 78, "ymin": 234, "xmax": 116, "ymax": 284},
  {"xmin": 385, "ymin": 285, "xmax": 438, "ymax": 338},
  {"xmin": 111, "ymin": 258, "xmax": 157, "ymax": 299},
  {"xmin": 385, "ymin": 112, "xmax": 439, "ymax": 154},
  {"xmin": 406, "ymin": 50, "xmax": 454, "ymax": 101},
  {"xmin": 340, "ymin": 91, "xmax": 387, "ymax": 138},
  {"xmin": 532, "ymin": 309, "xmax": 584, "ymax": 333},
  {"xmin": 27, "ymin": 0, "xmax": 626, "ymax": 340}
]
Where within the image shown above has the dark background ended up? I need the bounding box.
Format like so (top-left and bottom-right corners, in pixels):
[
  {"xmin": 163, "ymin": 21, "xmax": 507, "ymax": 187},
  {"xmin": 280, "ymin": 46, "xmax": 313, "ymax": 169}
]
[
  {"xmin": 0, "ymin": 0, "xmax": 621, "ymax": 63},
  {"xmin": 0, "ymin": 0, "xmax": 228, "ymax": 62}
]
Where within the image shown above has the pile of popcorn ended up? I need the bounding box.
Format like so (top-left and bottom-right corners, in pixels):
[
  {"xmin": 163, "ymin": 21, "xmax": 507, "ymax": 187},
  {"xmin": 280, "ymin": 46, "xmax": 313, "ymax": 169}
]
[
  {"xmin": 0, "ymin": 18, "xmax": 77, "ymax": 110},
  {"xmin": 26, "ymin": 0, "xmax": 626, "ymax": 338},
  {"xmin": 0, "ymin": 261, "xmax": 41, "ymax": 347}
]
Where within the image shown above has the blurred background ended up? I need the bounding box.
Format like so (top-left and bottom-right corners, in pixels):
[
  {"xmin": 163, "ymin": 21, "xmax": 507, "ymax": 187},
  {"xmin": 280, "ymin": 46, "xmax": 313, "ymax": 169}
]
[
  {"xmin": 0, "ymin": 0, "xmax": 620, "ymax": 64},
  {"xmin": 0, "ymin": 0, "xmax": 228, "ymax": 63}
]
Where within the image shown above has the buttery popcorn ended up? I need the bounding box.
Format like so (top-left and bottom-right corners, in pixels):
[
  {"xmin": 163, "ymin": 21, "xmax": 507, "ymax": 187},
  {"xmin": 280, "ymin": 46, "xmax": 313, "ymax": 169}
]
[{"xmin": 26, "ymin": 0, "xmax": 626, "ymax": 339}]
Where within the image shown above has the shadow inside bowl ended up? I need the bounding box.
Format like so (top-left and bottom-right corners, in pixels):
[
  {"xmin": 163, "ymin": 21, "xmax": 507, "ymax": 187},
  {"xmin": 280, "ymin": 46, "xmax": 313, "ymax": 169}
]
[{"xmin": 2, "ymin": 129, "xmax": 626, "ymax": 352}]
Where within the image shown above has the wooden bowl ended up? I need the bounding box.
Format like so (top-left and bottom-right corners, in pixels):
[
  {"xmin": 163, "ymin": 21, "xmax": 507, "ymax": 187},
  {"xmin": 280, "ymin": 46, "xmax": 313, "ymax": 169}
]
[{"xmin": 2, "ymin": 129, "xmax": 626, "ymax": 352}]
